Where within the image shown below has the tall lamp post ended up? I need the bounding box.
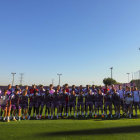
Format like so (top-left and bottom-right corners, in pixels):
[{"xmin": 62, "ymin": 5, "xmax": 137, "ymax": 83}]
[
  {"xmin": 57, "ymin": 74, "xmax": 62, "ymax": 86},
  {"xmin": 110, "ymin": 67, "xmax": 113, "ymax": 79},
  {"xmin": 11, "ymin": 73, "xmax": 16, "ymax": 86},
  {"xmin": 126, "ymin": 73, "xmax": 130, "ymax": 83}
]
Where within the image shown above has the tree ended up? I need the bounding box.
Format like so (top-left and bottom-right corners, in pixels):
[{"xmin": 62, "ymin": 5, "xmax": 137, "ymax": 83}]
[
  {"xmin": 103, "ymin": 77, "xmax": 117, "ymax": 86},
  {"xmin": 38, "ymin": 84, "xmax": 43, "ymax": 86},
  {"xmin": 19, "ymin": 84, "xmax": 23, "ymax": 86}
]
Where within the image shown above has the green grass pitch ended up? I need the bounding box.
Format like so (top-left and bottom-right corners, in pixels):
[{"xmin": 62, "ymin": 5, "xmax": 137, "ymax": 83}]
[{"xmin": 1, "ymin": 109, "xmax": 140, "ymax": 140}]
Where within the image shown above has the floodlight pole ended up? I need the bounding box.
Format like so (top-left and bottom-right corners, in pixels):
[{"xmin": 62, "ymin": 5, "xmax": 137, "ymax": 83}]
[
  {"xmin": 127, "ymin": 73, "xmax": 130, "ymax": 83},
  {"xmin": 110, "ymin": 67, "xmax": 113, "ymax": 79},
  {"xmin": 57, "ymin": 74, "xmax": 62, "ymax": 85},
  {"xmin": 11, "ymin": 73, "xmax": 16, "ymax": 86}
]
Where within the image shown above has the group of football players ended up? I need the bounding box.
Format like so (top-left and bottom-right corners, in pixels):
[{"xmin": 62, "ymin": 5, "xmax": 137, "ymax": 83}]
[{"xmin": 0, "ymin": 83, "xmax": 139, "ymax": 122}]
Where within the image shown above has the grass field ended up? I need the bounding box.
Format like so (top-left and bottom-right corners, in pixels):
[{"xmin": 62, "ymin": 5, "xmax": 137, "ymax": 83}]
[{"xmin": 1, "ymin": 112, "xmax": 140, "ymax": 140}]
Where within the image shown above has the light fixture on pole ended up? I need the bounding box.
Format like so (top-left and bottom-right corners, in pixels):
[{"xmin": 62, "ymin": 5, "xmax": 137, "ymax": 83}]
[
  {"xmin": 110, "ymin": 67, "xmax": 113, "ymax": 79},
  {"xmin": 126, "ymin": 73, "xmax": 130, "ymax": 83},
  {"xmin": 57, "ymin": 74, "xmax": 62, "ymax": 86}
]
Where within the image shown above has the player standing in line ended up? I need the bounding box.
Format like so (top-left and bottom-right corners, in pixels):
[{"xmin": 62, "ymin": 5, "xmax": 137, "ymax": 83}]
[
  {"xmin": 22, "ymin": 86, "xmax": 30, "ymax": 117},
  {"xmin": 112, "ymin": 89, "xmax": 120, "ymax": 118},
  {"xmin": 109, "ymin": 85, "xmax": 115, "ymax": 94},
  {"xmin": 85, "ymin": 89, "xmax": 94, "ymax": 117},
  {"xmin": 0, "ymin": 89, "xmax": 2, "ymax": 120},
  {"xmin": 124, "ymin": 87, "xmax": 133, "ymax": 116},
  {"xmin": 91, "ymin": 85, "xmax": 97, "ymax": 114},
  {"xmin": 7, "ymin": 84, "xmax": 14, "ymax": 120},
  {"xmin": 63, "ymin": 84, "xmax": 69, "ymax": 116},
  {"xmin": 133, "ymin": 86, "xmax": 140, "ymax": 117},
  {"xmin": 117, "ymin": 85, "xmax": 125, "ymax": 115},
  {"xmin": 124, "ymin": 86, "xmax": 129, "ymax": 94},
  {"xmin": 57, "ymin": 85, "xmax": 62, "ymax": 93},
  {"xmin": 28, "ymin": 90, "xmax": 40, "ymax": 120},
  {"xmin": 49, "ymin": 84, "xmax": 55, "ymax": 117},
  {"xmin": 29, "ymin": 85, "xmax": 38, "ymax": 118},
  {"xmin": 59, "ymin": 89, "xmax": 68, "ymax": 118},
  {"xmin": 7, "ymin": 84, "xmax": 14, "ymax": 95},
  {"xmin": 69, "ymin": 85, "xmax": 77, "ymax": 114},
  {"xmin": 38, "ymin": 85, "xmax": 45, "ymax": 118},
  {"xmin": 123, "ymin": 93, "xmax": 133, "ymax": 118},
  {"xmin": 84, "ymin": 85, "xmax": 91, "ymax": 115},
  {"xmin": 76, "ymin": 91, "xmax": 85, "ymax": 118},
  {"xmin": 78, "ymin": 85, "xmax": 84, "ymax": 94},
  {"xmin": 103, "ymin": 85, "xmax": 109, "ymax": 115},
  {"xmin": 18, "ymin": 90, "xmax": 28, "ymax": 120},
  {"xmin": 51, "ymin": 89, "xmax": 59, "ymax": 119},
  {"xmin": 94, "ymin": 89, "xmax": 104, "ymax": 118},
  {"xmin": 104, "ymin": 91, "xmax": 113, "ymax": 118},
  {"xmin": 0, "ymin": 89, "xmax": 9, "ymax": 122},
  {"xmin": 40, "ymin": 90, "xmax": 51, "ymax": 119},
  {"xmin": 67, "ymin": 90, "xmax": 76, "ymax": 117},
  {"xmin": 10, "ymin": 89, "xmax": 20, "ymax": 121}
]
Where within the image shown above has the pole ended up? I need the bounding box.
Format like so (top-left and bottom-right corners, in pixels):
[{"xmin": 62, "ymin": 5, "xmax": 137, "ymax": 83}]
[
  {"xmin": 57, "ymin": 74, "xmax": 62, "ymax": 86},
  {"xmin": 59, "ymin": 75, "xmax": 60, "ymax": 85},
  {"xmin": 139, "ymin": 70, "xmax": 140, "ymax": 80},
  {"xmin": 127, "ymin": 73, "xmax": 130, "ymax": 83},
  {"xmin": 110, "ymin": 67, "xmax": 113, "ymax": 79},
  {"xmin": 11, "ymin": 73, "xmax": 16, "ymax": 86}
]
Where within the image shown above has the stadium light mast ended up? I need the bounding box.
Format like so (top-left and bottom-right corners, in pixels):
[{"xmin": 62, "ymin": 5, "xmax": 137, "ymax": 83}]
[
  {"xmin": 11, "ymin": 72, "xmax": 16, "ymax": 86},
  {"xmin": 57, "ymin": 74, "xmax": 62, "ymax": 86},
  {"xmin": 110, "ymin": 67, "xmax": 113, "ymax": 79},
  {"xmin": 126, "ymin": 73, "xmax": 130, "ymax": 83}
]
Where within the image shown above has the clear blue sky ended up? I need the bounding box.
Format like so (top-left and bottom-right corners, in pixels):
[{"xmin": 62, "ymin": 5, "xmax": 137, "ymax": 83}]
[{"xmin": 0, "ymin": 0, "xmax": 140, "ymax": 86}]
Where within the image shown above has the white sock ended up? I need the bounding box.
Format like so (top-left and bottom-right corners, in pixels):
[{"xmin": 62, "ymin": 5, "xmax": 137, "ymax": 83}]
[
  {"xmin": 19, "ymin": 116, "xmax": 21, "ymax": 119},
  {"xmin": 13, "ymin": 116, "xmax": 15, "ymax": 119},
  {"xmin": 7, "ymin": 117, "xmax": 9, "ymax": 120},
  {"xmin": 3, "ymin": 117, "xmax": 6, "ymax": 120}
]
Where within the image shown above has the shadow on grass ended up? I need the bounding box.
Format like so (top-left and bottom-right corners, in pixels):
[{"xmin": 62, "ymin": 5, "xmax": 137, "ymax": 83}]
[
  {"xmin": 35, "ymin": 125, "xmax": 140, "ymax": 137},
  {"xmin": 29, "ymin": 115, "xmax": 138, "ymax": 121}
]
